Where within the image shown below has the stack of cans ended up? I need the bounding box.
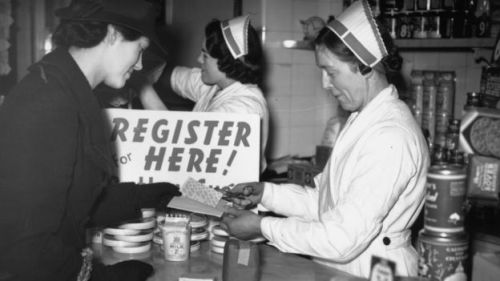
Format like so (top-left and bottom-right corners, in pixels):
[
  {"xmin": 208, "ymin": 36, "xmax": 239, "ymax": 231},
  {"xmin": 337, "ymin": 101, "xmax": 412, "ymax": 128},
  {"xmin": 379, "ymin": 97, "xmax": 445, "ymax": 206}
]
[
  {"xmin": 417, "ymin": 165, "xmax": 470, "ymax": 281},
  {"xmin": 409, "ymin": 69, "xmax": 456, "ymax": 154}
]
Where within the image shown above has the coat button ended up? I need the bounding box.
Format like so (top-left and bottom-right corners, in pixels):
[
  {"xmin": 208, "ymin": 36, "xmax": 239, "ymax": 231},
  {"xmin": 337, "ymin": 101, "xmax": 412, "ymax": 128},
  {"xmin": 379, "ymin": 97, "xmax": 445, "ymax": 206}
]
[{"xmin": 383, "ymin": 237, "xmax": 391, "ymax": 245}]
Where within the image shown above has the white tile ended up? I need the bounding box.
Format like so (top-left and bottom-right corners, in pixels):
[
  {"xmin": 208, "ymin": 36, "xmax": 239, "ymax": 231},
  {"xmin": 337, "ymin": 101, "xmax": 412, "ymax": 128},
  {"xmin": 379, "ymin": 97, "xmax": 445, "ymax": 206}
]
[
  {"xmin": 293, "ymin": 0, "xmax": 319, "ymax": 34},
  {"xmin": 290, "ymin": 96, "xmax": 317, "ymax": 126},
  {"xmin": 317, "ymin": 1, "xmax": 332, "ymax": 20},
  {"xmin": 329, "ymin": 0, "xmax": 344, "ymax": 17},
  {"xmin": 291, "ymin": 64, "xmax": 317, "ymax": 96},
  {"xmin": 412, "ymin": 52, "xmax": 441, "ymax": 70},
  {"xmin": 266, "ymin": 0, "xmax": 294, "ymax": 32},
  {"xmin": 438, "ymin": 52, "xmax": 467, "ymax": 69},
  {"xmin": 269, "ymin": 106, "xmax": 291, "ymax": 130},
  {"xmin": 265, "ymin": 63, "xmax": 292, "ymax": 95},
  {"xmin": 290, "ymin": 125, "xmax": 317, "ymax": 156},
  {"xmin": 291, "ymin": 48, "xmax": 316, "ymax": 64},
  {"xmin": 267, "ymin": 126, "xmax": 291, "ymax": 159},
  {"xmin": 268, "ymin": 95, "xmax": 292, "ymax": 114}
]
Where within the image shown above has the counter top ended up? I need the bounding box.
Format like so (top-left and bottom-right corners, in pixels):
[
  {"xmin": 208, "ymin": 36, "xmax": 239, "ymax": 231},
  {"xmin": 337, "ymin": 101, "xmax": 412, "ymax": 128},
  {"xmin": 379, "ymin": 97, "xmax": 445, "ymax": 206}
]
[{"xmin": 94, "ymin": 241, "xmax": 422, "ymax": 281}]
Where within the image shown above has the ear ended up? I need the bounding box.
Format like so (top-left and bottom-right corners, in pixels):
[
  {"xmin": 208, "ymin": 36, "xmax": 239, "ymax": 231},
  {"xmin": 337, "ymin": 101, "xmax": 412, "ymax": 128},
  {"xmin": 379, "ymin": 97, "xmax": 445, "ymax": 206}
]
[{"xmin": 104, "ymin": 24, "xmax": 119, "ymax": 45}]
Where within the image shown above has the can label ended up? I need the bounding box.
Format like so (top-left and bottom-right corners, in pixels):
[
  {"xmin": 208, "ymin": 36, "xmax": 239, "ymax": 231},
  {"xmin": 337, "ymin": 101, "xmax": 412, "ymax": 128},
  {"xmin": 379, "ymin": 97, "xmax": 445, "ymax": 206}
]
[
  {"xmin": 161, "ymin": 216, "xmax": 191, "ymax": 261},
  {"xmin": 418, "ymin": 231, "xmax": 469, "ymax": 281},
  {"xmin": 423, "ymin": 83, "xmax": 437, "ymax": 113},
  {"xmin": 437, "ymin": 82, "xmax": 454, "ymax": 116},
  {"xmin": 422, "ymin": 112, "xmax": 436, "ymax": 141},
  {"xmin": 424, "ymin": 166, "xmax": 467, "ymax": 234},
  {"xmin": 412, "ymin": 83, "xmax": 424, "ymax": 113},
  {"xmin": 435, "ymin": 111, "xmax": 450, "ymax": 135}
]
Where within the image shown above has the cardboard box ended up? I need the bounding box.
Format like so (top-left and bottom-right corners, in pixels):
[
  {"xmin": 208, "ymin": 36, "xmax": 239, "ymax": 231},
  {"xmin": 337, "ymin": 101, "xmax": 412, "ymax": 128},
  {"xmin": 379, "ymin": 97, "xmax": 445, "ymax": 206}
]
[
  {"xmin": 467, "ymin": 155, "xmax": 500, "ymax": 201},
  {"xmin": 287, "ymin": 163, "xmax": 322, "ymax": 188},
  {"xmin": 459, "ymin": 107, "xmax": 500, "ymax": 158}
]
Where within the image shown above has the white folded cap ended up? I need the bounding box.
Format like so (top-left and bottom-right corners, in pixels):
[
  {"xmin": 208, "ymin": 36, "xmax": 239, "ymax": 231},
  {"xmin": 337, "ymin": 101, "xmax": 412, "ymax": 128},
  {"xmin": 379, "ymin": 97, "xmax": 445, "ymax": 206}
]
[
  {"xmin": 220, "ymin": 15, "xmax": 250, "ymax": 59},
  {"xmin": 327, "ymin": 0, "xmax": 387, "ymax": 68}
]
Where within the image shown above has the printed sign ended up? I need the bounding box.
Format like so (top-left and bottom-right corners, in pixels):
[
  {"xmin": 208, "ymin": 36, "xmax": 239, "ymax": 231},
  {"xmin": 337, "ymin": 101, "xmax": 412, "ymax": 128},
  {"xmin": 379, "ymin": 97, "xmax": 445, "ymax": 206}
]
[{"xmin": 103, "ymin": 109, "xmax": 260, "ymax": 188}]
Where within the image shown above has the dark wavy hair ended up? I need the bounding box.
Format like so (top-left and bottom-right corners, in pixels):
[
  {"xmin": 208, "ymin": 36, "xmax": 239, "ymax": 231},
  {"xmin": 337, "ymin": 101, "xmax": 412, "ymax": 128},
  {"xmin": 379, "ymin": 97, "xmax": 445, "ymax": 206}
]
[
  {"xmin": 52, "ymin": 20, "xmax": 143, "ymax": 49},
  {"xmin": 313, "ymin": 19, "xmax": 402, "ymax": 77},
  {"xmin": 204, "ymin": 19, "xmax": 264, "ymax": 85}
]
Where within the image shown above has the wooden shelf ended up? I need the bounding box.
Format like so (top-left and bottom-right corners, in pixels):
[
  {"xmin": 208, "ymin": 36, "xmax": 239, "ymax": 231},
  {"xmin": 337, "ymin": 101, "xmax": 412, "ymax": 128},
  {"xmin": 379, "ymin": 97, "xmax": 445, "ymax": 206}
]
[
  {"xmin": 395, "ymin": 38, "xmax": 496, "ymax": 51},
  {"xmin": 282, "ymin": 38, "xmax": 496, "ymax": 51}
]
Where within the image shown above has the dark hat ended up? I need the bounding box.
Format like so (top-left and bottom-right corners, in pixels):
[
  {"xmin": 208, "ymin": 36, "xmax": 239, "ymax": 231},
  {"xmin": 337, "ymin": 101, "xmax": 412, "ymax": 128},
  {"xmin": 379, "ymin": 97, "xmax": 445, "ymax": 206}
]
[{"xmin": 55, "ymin": 0, "xmax": 166, "ymax": 55}]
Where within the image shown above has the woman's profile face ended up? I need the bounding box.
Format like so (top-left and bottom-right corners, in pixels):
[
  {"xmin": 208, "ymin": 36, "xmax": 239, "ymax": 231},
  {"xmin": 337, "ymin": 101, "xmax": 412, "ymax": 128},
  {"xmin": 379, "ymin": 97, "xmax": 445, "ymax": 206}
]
[
  {"xmin": 103, "ymin": 27, "xmax": 149, "ymax": 89},
  {"xmin": 315, "ymin": 45, "xmax": 367, "ymax": 112},
  {"xmin": 197, "ymin": 40, "xmax": 226, "ymax": 86}
]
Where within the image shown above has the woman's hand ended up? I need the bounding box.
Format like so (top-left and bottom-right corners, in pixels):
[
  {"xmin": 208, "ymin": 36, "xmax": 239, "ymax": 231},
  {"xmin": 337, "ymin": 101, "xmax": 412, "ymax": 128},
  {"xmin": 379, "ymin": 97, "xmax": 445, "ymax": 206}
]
[
  {"xmin": 221, "ymin": 207, "xmax": 262, "ymax": 240},
  {"xmin": 223, "ymin": 182, "xmax": 264, "ymax": 209}
]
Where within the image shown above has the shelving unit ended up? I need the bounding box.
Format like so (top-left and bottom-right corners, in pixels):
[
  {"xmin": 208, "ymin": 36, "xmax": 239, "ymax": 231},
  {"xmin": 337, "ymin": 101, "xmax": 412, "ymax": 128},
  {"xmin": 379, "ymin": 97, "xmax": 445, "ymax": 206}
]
[
  {"xmin": 395, "ymin": 38, "xmax": 496, "ymax": 51},
  {"xmin": 282, "ymin": 38, "xmax": 496, "ymax": 52}
]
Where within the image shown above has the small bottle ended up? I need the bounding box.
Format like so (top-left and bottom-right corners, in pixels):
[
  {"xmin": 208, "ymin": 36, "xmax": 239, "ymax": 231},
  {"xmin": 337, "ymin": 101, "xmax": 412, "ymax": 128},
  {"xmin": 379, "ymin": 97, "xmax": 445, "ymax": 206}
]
[
  {"xmin": 161, "ymin": 213, "xmax": 191, "ymax": 261},
  {"xmin": 431, "ymin": 145, "xmax": 448, "ymax": 165},
  {"xmin": 445, "ymin": 119, "xmax": 461, "ymax": 151},
  {"xmin": 464, "ymin": 91, "xmax": 483, "ymax": 111},
  {"xmin": 449, "ymin": 149, "xmax": 465, "ymax": 166}
]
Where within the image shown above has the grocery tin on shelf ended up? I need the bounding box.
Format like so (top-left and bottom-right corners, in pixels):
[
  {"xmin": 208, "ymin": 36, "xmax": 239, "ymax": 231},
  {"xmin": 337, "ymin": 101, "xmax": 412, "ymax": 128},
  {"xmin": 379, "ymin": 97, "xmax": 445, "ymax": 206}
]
[
  {"xmin": 467, "ymin": 154, "xmax": 500, "ymax": 201},
  {"xmin": 436, "ymin": 71, "xmax": 456, "ymax": 116},
  {"xmin": 424, "ymin": 165, "xmax": 467, "ymax": 235},
  {"xmin": 417, "ymin": 229, "xmax": 469, "ymax": 281},
  {"xmin": 459, "ymin": 107, "xmax": 500, "ymax": 158}
]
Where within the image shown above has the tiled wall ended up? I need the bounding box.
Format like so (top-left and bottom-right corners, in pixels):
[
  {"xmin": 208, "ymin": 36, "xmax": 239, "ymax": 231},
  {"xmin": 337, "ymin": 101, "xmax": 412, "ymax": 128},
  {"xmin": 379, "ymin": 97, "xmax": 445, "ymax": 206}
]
[{"xmin": 245, "ymin": 0, "xmax": 492, "ymax": 160}]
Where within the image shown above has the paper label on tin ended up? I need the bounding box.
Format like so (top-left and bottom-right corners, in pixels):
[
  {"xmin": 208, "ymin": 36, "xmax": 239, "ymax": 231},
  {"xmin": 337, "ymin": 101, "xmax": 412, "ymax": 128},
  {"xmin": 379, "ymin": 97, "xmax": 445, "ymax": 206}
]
[
  {"xmin": 418, "ymin": 234, "xmax": 469, "ymax": 281},
  {"xmin": 164, "ymin": 232, "xmax": 189, "ymax": 259},
  {"xmin": 237, "ymin": 243, "xmax": 251, "ymax": 266}
]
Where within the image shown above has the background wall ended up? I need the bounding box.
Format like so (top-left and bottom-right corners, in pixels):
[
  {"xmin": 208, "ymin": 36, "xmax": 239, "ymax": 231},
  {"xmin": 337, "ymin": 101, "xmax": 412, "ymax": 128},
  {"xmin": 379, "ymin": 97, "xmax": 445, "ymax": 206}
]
[
  {"xmin": 244, "ymin": 0, "xmax": 493, "ymax": 160},
  {"xmin": 3, "ymin": 0, "xmax": 493, "ymax": 162}
]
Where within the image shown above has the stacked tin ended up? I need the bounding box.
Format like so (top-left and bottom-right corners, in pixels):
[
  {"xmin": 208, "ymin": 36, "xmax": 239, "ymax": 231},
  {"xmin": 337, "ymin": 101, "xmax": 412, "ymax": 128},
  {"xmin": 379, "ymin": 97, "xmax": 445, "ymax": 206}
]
[
  {"xmin": 409, "ymin": 69, "xmax": 456, "ymax": 155},
  {"xmin": 417, "ymin": 165, "xmax": 470, "ymax": 281}
]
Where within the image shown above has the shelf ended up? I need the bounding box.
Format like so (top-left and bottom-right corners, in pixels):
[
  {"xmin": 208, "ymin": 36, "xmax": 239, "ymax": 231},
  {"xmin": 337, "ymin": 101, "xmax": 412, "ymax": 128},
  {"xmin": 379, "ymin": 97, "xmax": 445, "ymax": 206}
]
[
  {"xmin": 395, "ymin": 38, "xmax": 496, "ymax": 51},
  {"xmin": 282, "ymin": 40, "xmax": 313, "ymax": 50},
  {"xmin": 281, "ymin": 38, "xmax": 496, "ymax": 52}
]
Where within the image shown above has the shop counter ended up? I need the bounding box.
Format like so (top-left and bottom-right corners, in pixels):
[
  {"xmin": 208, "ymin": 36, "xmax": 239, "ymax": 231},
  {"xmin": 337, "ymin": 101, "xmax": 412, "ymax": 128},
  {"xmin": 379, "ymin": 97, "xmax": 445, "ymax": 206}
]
[{"xmin": 94, "ymin": 241, "xmax": 422, "ymax": 281}]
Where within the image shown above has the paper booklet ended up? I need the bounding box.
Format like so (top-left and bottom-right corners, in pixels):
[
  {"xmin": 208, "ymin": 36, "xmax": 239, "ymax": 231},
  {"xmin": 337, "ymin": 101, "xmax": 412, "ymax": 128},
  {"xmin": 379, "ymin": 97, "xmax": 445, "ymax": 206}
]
[{"xmin": 167, "ymin": 177, "xmax": 229, "ymax": 217}]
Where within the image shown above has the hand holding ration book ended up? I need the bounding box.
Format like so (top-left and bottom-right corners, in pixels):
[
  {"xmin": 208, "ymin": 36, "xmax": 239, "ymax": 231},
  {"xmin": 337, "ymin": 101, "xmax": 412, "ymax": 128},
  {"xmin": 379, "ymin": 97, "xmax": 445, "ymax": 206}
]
[{"xmin": 167, "ymin": 177, "xmax": 230, "ymax": 217}]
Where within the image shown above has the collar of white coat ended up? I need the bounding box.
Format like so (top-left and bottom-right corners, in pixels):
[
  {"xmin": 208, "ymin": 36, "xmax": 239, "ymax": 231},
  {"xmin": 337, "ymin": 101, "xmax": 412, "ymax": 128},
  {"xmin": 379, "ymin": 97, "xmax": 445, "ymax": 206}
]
[{"xmin": 345, "ymin": 84, "xmax": 397, "ymax": 126}]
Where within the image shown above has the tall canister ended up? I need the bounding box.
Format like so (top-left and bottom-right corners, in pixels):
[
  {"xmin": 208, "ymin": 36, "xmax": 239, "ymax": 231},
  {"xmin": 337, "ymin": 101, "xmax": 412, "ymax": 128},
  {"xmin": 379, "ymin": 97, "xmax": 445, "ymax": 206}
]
[
  {"xmin": 424, "ymin": 165, "xmax": 467, "ymax": 235},
  {"xmin": 417, "ymin": 230, "xmax": 469, "ymax": 281}
]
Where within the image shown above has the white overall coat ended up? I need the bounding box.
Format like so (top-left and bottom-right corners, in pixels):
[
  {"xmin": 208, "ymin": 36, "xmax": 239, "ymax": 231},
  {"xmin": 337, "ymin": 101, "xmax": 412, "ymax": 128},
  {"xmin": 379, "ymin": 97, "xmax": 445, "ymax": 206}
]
[
  {"xmin": 260, "ymin": 85, "xmax": 429, "ymax": 278},
  {"xmin": 171, "ymin": 66, "xmax": 269, "ymax": 172}
]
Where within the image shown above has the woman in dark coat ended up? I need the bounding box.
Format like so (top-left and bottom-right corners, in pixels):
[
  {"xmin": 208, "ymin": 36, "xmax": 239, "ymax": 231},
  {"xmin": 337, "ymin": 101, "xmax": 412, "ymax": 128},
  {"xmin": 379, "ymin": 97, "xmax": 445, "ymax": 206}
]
[{"xmin": 0, "ymin": 1, "xmax": 180, "ymax": 281}]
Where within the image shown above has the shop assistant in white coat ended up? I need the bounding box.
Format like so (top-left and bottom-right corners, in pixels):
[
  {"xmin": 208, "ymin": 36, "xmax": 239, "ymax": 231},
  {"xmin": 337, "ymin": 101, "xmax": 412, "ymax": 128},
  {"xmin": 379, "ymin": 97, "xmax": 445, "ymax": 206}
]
[
  {"xmin": 220, "ymin": 1, "xmax": 430, "ymax": 278},
  {"xmin": 139, "ymin": 15, "xmax": 269, "ymax": 173}
]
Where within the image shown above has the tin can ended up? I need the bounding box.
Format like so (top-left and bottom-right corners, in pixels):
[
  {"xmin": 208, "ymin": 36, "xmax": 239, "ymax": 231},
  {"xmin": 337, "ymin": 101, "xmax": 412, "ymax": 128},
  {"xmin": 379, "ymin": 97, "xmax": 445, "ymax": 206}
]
[
  {"xmin": 413, "ymin": 12, "xmax": 428, "ymax": 38},
  {"xmin": 414, "ymin": 109, "xmax": 423, "ymax": 126},
  {"xmin": 422, "ymin": 112, "xmax": 436, "ymax": 143},
  {"xmin": 161, "ymin": 214, "xmax": 191, "ymax": 261},
  {"xmin": 423, "ymin": 80, "xmax": 437, "ymax": 113},
  {"xmin": 431, "ymin": 144, "xmax": 448, "ymax": 165},
  {"xmin": 424, "ymin": 165, "xmax": 467, "ymax": 234},
  {"xmin": 416, "ymin": 0, "xmax": 430, "ymax": 10},
  {"xmin": 417, "ymin": 230, "xmax": 469, "ymax": 281},
  {"xmin": 428, "ymin": 11, "xmax": 442, "ymax": 38},
  {"xmin": 435, "ymin": 111, "xmax": 450, "ymax": 135},
  {"xmin": 437, "ymin": 82, "xmax": 454, "ymax": 115},
  {"xmin": 398, "ymin": 12, "xmax": 413, "ymax": 38},
  {"xmin": 411, "ymin": 83, "xmax": 424, "ymax": 113},
  {"xmin": 445, "ymin": 119, "xmax": 461, "ymax": 151}
]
